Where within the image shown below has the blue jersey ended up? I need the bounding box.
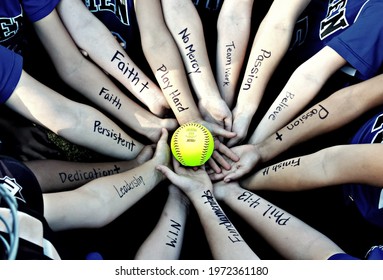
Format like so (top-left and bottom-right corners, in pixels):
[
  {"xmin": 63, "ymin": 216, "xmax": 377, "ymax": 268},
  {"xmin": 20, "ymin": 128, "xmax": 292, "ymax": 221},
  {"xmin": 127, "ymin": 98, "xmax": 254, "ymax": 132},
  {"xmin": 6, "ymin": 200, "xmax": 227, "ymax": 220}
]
[
  {"xmin": 0, "ymin": 0, "xmax": 59, "ymax": 53},
  {"xmin": 344, "ymin": 110, "xmax": 383, "ymax": 229},
  {"xmin": 0, "ymin": 155, "xmax": 59, "ymax": 259},
  {"xmin": 290, "ymin": 0, "xmax": 383, "ymax": 80},
  {"xmin": 82, "ymin": 0, "xmax": 138, "ymax": 52},
  {"xmin": 328, "ymin": 245, "xmax": 383, "ymax": 260},
  {"xmin": 0, "ymin": 0, "xmax": 58, "ymax": 103},
  {"xmin": 81, "ymin": 0, "xmax": 224, "ymax": 50},
  {"xmin": 0, "ymin": 45, "xmax": 23, "ymax": 104}
]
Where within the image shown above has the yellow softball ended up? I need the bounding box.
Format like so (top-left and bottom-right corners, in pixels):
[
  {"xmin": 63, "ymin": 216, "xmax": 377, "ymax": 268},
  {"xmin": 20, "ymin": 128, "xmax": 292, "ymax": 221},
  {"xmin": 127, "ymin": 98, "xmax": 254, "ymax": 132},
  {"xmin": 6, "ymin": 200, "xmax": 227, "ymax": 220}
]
[{"xmin": 171, "ymin": 123, "xmax": 214, "ymax": 167}]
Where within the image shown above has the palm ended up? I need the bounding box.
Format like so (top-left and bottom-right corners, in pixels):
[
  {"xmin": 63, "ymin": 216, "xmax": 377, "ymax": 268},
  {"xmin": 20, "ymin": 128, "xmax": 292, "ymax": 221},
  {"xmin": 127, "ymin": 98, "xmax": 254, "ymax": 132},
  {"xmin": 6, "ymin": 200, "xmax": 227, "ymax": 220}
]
[{"xmin": 209, "ymin": 144, "xmax": 260, "ymax": 182}]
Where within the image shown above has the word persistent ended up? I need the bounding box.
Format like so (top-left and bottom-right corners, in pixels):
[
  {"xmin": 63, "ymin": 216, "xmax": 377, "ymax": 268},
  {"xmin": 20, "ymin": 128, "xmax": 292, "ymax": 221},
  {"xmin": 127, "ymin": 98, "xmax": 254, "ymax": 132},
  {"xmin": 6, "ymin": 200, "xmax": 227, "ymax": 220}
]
[{"xmin": 94, "ymin": 120, "xmax": 136, "ymax": 151}]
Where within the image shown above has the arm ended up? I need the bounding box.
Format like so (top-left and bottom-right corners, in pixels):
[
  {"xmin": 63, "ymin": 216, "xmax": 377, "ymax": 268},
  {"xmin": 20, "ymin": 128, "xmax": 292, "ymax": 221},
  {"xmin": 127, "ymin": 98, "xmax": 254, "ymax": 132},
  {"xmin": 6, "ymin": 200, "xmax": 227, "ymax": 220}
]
[
  {"xmin": 24, "ymin": 145, "xmax": 154, "ymax": 192},
  {"xmin": 227, "ymin": 0, "xmax": 311, "ymax": 146},
  {"xmin": 242, "ymin": 144, "xmax": 383, "ymax": 192},
  {"xmin": 5, "ymin": 70, "xmax": 144, "ymax": 160},
  {"xmin": 33, "ymin": 8, "xmax": 177, "ymax": 143},
  {"xmin": 216, "ymin": 0, "xmax": 254, "ymax": 108},
  {"xmin": 249, "ymin": 46, "xmax": 346, "ymax": 144},
  {"xmin": 161, "ymin": 0, "xmax": 233, "ymax": 130},
  {"xmin": 56, "ymin": 0, "xmax": 170, "ymax": 117},
  {"xmin": 135, "ymin": 184, "xmax": 189, "ymax": 260},
  {"xmin": 42, "ymin": 128, "xmax": 170, "ymax": 231},
  {"xmin": 210, "ymin": 73, "xmax": 383, "ymax": 183},
  {"xmin": 156, "ymin": 159, "xmax": 259, "ymax": 260},
  {"xmin": 251, "ymin": 73, "xmax": 383, "ymax": 160},
  {"xmin": 134, "ymin": 0, "xmax": 202, "ymax": 125},
  {"xmin": 134, "ymin": 0, "xmax": 238, "ymax": 172},
  {"xmin": 214, "ymin": 181, "xmax": 345, "ymax": 260}
]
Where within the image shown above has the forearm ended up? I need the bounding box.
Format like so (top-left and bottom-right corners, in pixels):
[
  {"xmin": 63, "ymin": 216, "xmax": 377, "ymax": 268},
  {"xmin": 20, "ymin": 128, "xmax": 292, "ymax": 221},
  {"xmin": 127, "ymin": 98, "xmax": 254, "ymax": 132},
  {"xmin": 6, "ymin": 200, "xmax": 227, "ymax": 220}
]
[
  {"xmin": 6, "ymin": 71, "xmax": 144, "ymax": 160},
  {"xmin": 25, "ymin": 159, "xmax": 142, "ymax": 192},
  {"xmin": 135, "ymin": 186, "xmax": 189, "ymax": 260},
  {"xmin": 235, "ymin": 20, "xmax": 292, "ymax": 119},
  {"xmin": 234, "ymin": 0, "xmax": 307, "ymax": 119},
  {"xmin": 216, "ymin": 0, "xmax": 254, "ymax": 107},
  {"xmin": 162, "ymin": 0, "xmax": 221, "ymax": 100},
  {"xmin": 249, "ymin": 47, "xmax": 345, "ymax": 144},
  {"xmin": 135, "ymin": 0, "xmax": 202, "ymax": 124},
  {"xmin": 33, "ymin": 9, "xmax": 169, "ymax": 140},
  {"xmin": 56, "ymin": 0, "xmax": 165, "ymax": 113},
  {"xmin": 56, "ymin": 65, "xmax": 169, "ymax": 143},
  {"xmin": 44, "ymin": 158, "xmax": 164, "ymax": 231},
  {"xmin": 244, "ymin": 144, "xmax": 383, "ymax": 192},
  {"xmin": 188, "ymin": 189, "xmax": 259, "ymax": 260},
  {"xmin": 255, "ymin": 75, "xmax": 383, "ymax": 161},
  {"xmin": 222, "ymin": 183, "xmax": 344, "ymax": 260}
]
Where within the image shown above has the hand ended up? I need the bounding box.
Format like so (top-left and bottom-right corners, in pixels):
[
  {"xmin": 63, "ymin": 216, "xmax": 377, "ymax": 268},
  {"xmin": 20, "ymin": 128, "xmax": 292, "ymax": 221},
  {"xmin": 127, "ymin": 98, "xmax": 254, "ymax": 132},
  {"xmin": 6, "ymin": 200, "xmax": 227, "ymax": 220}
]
[
  {"xmin": 197, "ymin": 120, "xmax": 239, "ymax": 173},
  {"xmin": 208, "ymin": 144, "xmax": 261, "ymax": 182},
  {"xmin": 156, "ymin": 158, "xmax": 213, "ymax": 196},
  {"xmin": 226, "ymin": 107, "xmax": 253, "ymax": 147},
  {"xmin": 198, "ymin": 96, "xmax": 233, "ymax": 131},
  {"xmin": 152, "ymin": 128, "xmax": 172, "ymax": 173}
]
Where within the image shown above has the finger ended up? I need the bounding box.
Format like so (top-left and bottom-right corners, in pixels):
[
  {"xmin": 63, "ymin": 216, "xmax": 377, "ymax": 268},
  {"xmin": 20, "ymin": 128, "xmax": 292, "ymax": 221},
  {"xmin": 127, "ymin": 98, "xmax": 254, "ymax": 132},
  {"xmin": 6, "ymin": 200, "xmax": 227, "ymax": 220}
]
[
  {"xmin": 154, "ymin": 128, "xmax": 169, "ymax": 156},
  {"xmin": 156, "ymin": 164, "xmax": 182, "ymax": 185},
  {"xmin": 211, "ymin": 150, "xmax": 231, "ymax": 170},
  {"xmin": 207, "ymin": 157, "xmax": 221, "ymax": 174},
  {"xmin": 209, "ymin": 124, "xmax": 237, "ymax": 139},
  {"xmin": 224, "ymin": 169, "xmax": 247, "ymax": 183},
  {"xmin": 159, "ymin": 128, "xmax": 169, "ymax": 142},
  {"xmin": 215, "ymin": 140, "xmax": 240, "ymax": 162},
  {"xmin": 223, "ymin": 117, "xmax": 233, "ymax": 133},
  {"xmin": 226, "ymin": 136, "xmax": 242, "ymax": 148},
  {"xmin": 208, "ymin": 171, "xmax": 226, "ymax": 181}
]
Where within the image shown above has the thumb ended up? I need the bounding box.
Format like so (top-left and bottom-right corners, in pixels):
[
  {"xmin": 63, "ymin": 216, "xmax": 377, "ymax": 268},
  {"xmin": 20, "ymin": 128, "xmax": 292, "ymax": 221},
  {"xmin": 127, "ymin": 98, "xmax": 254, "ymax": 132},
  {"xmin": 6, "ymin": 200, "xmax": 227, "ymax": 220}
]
[{"xmin": 156, "ymin": 164, "xmax": 182, "ymax": 186}]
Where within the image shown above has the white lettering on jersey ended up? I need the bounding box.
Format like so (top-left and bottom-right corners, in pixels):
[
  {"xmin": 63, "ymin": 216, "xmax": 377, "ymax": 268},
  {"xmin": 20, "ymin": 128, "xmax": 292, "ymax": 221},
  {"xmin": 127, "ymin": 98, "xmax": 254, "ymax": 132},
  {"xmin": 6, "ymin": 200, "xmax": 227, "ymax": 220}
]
[
  {"xmin": 0, "ymin": 13, "xmax": 23, "ymax": 42},
  {"xmin": 0, "ymin": 176, "xmax": 26, "ymax": 203},
  {"xmin": 85, "ymin": 0, "xmax": 130, "ymax": 25},
  {"xmin": 320, "ymin": 0, "xmax": 349, "ymax": 40}
]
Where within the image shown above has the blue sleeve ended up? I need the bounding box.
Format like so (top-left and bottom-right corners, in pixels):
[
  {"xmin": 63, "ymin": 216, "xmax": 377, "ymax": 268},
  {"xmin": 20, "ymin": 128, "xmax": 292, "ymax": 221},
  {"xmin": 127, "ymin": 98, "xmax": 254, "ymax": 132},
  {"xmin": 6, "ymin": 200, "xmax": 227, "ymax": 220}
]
[
  {"xmin": 328, "ymin": 253, "xmax": 360, "ymax": 260},
  {"xmin": 0, "ymin": 46, "xmax": 23, "ymax": 104},
  {"xmin": 327, "ymin": 0, "xmax": 383, "ymax": 80},
  {"xmin": 22, "ymin": 0, "xmax": 60, "ymax": 22}
]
